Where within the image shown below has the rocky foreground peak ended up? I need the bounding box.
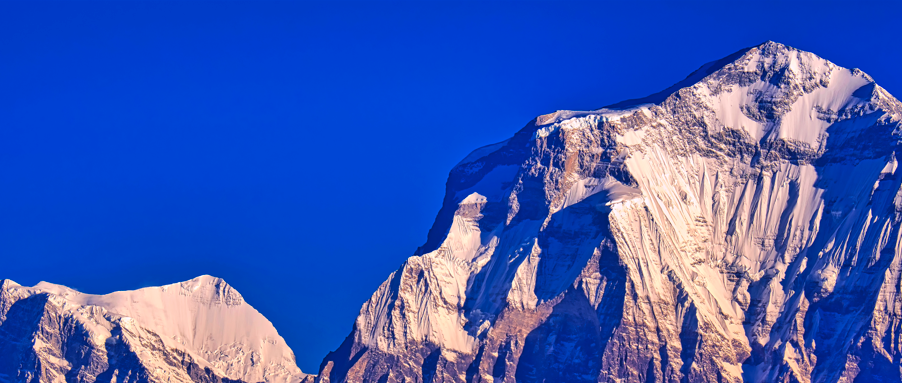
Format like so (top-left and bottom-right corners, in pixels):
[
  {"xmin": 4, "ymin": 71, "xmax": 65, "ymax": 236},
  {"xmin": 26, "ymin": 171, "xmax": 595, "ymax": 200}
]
[{"xmin": 317, "ymin": 42, "xmax": 902, "ymax": 383}]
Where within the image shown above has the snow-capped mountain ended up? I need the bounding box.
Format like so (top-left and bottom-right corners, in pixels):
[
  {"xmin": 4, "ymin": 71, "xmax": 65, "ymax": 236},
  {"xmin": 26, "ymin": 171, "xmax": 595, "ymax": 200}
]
[
  {"xmin": 316, "ymin": 41, "xmax": 902, "ymax": 382},
  {"xmin": 0, "ymin": 275, "xmax": 311, "ymax": 383}
]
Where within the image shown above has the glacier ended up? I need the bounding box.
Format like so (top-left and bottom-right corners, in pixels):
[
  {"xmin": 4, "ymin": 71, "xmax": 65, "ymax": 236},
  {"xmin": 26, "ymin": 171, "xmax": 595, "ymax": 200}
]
[{"xmin": 316, "ymin": 41, "xmax": 902, "ymax": 383}]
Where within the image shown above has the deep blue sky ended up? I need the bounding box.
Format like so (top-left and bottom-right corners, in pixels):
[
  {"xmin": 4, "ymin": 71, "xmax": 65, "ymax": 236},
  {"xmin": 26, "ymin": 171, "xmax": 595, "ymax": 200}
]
[{"xmin": 2, "ymin": 0, "xmax": 901, "ymax": 373}]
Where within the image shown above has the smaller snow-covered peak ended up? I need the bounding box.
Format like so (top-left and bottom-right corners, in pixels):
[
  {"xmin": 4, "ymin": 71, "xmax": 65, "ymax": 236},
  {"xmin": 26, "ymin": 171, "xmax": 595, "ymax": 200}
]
[{"xmin": 1, "ymin": 275, "xmax": 306, "ymax": 383}]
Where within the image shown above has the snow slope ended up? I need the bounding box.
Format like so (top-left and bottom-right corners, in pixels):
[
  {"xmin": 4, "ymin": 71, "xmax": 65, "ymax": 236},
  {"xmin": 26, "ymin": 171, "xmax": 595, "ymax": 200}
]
[
  {"xmin": 0, "ymin": 276, "xmax": 310, "ymax": 383},
  {"xmin": 317, "ymin": 42, "xmax": 902, "ymax": 383}
]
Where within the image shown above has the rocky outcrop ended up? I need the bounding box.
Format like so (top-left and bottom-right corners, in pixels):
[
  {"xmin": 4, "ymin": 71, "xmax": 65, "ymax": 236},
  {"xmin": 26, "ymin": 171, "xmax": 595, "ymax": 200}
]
[
  {"xmin": 0, "ymin": 276, "xmax": 312, "ymax": 383},
  {"xmin": 317, "ymin": 42, "xmax": 902, "ymax": 382}
]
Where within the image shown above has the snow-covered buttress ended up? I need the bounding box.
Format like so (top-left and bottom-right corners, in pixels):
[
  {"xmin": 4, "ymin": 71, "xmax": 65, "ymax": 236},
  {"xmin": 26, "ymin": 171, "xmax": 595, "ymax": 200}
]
[{"xmin": 316, "ymin": 42, "xmax": 902, "ymax": 383}]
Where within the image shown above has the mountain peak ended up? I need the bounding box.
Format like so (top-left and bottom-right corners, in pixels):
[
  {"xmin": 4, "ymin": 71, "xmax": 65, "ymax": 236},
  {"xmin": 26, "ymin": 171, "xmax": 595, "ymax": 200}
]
[
  {"xmin": 173, "ymin": 274, "xmax": 244, "ymax": 306},
  {"xmin": 319, "ymin": 43, "xmax": 902, "ymax": 383},
  {"xmin": 602, "ymin": 40, "xmax": 867, "ymax": 111},
  {"xmin": 755, "ymin": 39, "xmax": 786, "ymax": 49},
  {"xmin": 0, "ymin": 275, "xmax": 307, "ymax": 383},
  {"xmin": 0, "ymin": 279, "xmax": 20, "ymax": 289},
  {"xmin": 183, "ymin": 274, "xmax": 226, "ymax": 284}
]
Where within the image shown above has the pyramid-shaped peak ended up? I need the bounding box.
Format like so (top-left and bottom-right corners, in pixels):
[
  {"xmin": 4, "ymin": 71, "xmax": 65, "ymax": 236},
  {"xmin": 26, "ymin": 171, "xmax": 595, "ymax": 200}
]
[
  {"xmin": 746, "ymin": 40, "xmax": 831, "ymax": 66},
  {"xmin": 603, "ymin": 41, "xmax": 873, "ymax": 110},
  {"xmin": 176, "ymin": 274, "xmax": 244, "ymax": 306},
  {"xmin": 183, "ymin": 274, "xmax": 228, "ymax": 285}
]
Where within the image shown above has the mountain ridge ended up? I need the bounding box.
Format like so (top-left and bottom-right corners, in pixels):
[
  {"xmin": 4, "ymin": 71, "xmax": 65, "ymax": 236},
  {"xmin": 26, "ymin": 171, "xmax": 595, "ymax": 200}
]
[
  {"xmin": 0, "ymin": 275, "xmax": 312, "ymax": 383},
  {"xmin": 601, "ymin": 42, "xmax": 759, "ymax": 110},
  {"xmin": 317, "ymin": 40, "xmax": 902, "ymax": 383},
  {"xmin": 4, "ymin": 40, "xmax": 902, "ymax": 383}
]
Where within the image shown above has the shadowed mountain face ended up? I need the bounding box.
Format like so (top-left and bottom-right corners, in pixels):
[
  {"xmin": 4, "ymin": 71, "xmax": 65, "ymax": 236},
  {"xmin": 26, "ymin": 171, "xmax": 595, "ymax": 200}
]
[
  {"xmin": 0, "ymin": 277, "xmax": 313, "ymax": 383},
  {"xmin": 316, "ymin": 42, "xmax": 902, "ymax": 383}
]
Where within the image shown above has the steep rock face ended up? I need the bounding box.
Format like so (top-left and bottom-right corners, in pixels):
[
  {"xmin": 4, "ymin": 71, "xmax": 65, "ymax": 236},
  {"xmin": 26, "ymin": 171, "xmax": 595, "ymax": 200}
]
[
  {"xmin": 317, "ymin": 42, "xmax": 902, "ymax": 383},
  {"xmin": 0, "ymin": 276, "xmax": 311, "ymax": 383}
]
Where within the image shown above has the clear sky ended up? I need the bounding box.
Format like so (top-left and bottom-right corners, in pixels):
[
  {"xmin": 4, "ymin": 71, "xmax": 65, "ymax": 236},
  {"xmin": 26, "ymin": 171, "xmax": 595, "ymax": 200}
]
[{"xmin": 2, "ymin": 0, "xmax": 901, "ymax": 373}]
